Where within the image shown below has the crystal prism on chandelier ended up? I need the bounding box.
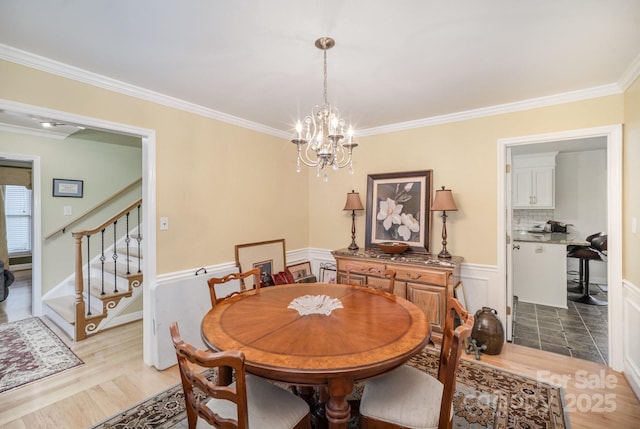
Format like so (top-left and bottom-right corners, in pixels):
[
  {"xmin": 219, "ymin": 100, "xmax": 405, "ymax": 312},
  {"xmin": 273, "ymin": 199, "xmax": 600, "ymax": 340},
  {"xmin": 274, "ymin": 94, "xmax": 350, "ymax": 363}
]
[{"xmin": 291, "ymin": 37, "xmax": 358, "ymax": 182}]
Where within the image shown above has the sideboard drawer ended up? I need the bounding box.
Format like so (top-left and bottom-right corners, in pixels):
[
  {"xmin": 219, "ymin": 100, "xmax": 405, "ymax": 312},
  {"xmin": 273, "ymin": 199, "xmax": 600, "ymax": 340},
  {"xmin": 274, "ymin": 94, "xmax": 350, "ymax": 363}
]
[
  {"xmin": 336, "ymin": 259, "xmax": 386, "ymax": 272},
  {"xmin": 393, "ymin": 266, "xmax": 448, "ymax": 285}
]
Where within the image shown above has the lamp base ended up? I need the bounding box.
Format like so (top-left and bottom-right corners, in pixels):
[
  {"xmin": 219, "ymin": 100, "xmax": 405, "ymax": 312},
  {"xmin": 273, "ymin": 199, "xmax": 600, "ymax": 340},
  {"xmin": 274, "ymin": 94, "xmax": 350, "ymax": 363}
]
[
  {"xmin": 348, "ymin": 242, "xmax": 359, "ymax": 251},
  {"xmin": 438, "ymin": 249, "xmax": 452, "ymax": 259}
]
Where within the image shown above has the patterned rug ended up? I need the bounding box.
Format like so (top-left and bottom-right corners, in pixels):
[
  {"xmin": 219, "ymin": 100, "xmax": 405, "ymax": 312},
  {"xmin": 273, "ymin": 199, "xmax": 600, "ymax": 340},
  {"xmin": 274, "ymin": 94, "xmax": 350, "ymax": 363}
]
[
  {"xmin": 91, "ymin": 348, "xmax": 568, "ymax": 429},
  {"xmin": 0, "ymin": 317, "xmax": 83, "ymax": 394}
]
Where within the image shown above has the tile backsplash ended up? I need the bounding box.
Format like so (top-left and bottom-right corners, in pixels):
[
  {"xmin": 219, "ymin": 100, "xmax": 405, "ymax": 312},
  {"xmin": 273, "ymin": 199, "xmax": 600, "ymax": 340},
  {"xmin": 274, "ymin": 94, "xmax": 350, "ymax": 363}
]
[{"xmin": 513, "ymin": 209, "xmax": 555, "ymax": 231}]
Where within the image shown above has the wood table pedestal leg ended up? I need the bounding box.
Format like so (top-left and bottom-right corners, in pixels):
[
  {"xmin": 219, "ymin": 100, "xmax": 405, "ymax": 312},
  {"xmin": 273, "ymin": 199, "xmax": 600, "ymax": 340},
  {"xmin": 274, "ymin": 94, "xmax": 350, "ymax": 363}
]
[{"xmin": 325, "ymin": 377, "xmax": 354, "ymax": 429}]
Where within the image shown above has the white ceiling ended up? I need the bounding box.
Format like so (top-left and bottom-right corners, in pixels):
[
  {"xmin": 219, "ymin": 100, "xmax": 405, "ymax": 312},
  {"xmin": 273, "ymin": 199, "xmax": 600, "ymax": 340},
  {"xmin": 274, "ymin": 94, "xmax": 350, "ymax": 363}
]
[{"xmin": 1, "ymin": 0, "xmax": 639, "ymax": 137}]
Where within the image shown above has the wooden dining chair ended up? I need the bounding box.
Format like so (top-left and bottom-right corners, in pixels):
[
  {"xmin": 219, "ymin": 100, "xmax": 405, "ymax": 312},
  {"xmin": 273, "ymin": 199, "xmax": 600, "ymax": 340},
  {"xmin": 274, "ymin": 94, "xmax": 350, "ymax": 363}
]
[
  {"xmin": 169, "ymin": 322, "xmax": 312, "ymax": 429},
  {"xmin": 207, "ymin": 268, "xmax": 261, "ymax": 307},
  {"xmin": 358, "ymin": 297, "xmax": 474, "ymax": 429},
  {"xmin": 345, "ymin": 264, "xmax": 396, "ymax": 294}
]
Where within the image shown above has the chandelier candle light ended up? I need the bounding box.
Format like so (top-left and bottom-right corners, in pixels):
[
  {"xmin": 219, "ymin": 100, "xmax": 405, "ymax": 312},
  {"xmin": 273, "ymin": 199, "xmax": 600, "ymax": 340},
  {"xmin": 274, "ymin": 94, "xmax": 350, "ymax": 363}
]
[
  {"xmin": 431, "ymin": 186, "xmax": 458, "ymax": 258},
  {"xmin": 291, "ymin": 37, "xmax": 358, "ymax": 182},
  {"xmin": 344, "ymin": 190, "xmax": 365, "ymax": 250}
]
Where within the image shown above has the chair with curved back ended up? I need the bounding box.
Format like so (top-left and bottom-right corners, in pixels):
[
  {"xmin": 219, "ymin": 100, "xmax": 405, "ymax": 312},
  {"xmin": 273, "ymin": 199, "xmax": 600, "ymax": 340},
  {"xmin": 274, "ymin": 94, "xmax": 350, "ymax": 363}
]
[
  {"xmin": 207, "ymin": 268, "xmax": 261, "ymax": 307},
  {"xmin": 344, "ymin": 264, "xmax": 396, "ymax": 294},
  {"xmin": 358, "ymin": 297, "xmax": 474, "ymax": 429},
  {"xmin": 169, "ymin": 322, "xmax": 311, "ymax": 429}
]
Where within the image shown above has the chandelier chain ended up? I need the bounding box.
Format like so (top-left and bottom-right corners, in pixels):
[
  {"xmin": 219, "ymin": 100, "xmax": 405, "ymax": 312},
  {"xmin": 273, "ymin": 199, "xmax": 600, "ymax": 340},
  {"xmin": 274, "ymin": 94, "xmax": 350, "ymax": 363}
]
[{"xmin": 323, "ymin": 45, "xmax": 328, "ymax": 106}]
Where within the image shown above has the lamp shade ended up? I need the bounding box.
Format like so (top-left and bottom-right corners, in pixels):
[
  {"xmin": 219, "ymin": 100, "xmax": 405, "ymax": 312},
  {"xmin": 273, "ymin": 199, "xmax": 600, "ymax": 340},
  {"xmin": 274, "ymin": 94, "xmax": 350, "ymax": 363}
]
[
  {"xmin": 344, "ymin": 190, "xmax": 364, "ymax": 211},
  {"xmin": 431, "ymin": 186, "xmax": 458, "ymax": 211}
]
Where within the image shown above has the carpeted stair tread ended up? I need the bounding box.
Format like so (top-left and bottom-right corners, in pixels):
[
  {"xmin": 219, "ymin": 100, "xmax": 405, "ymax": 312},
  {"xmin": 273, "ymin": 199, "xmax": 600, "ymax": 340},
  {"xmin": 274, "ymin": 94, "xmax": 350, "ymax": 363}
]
[
  {"xmin": 116, "ymin": 246, "xmax": 143, "ymax": 259},
  {"xmin": 44, "ymin": 295, "xmax": 104, "ymax": 324}
]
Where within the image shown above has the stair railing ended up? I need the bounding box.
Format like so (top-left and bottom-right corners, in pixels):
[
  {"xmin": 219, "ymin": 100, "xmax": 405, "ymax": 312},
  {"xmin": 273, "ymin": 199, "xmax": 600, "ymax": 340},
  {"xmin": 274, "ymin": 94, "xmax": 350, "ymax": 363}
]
[{"xmin": 71, "ymin": 199, "xmax": 142, "ymax": 340}]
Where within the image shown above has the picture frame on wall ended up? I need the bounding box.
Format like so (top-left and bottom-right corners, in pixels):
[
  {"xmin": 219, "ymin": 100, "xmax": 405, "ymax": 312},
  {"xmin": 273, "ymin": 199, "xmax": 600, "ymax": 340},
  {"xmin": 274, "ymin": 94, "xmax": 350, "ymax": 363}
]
[
  {"xmin": 365, "ymin": 170, "xmax": 433, "ymax": 253},
  {"xmin": 235, "ymin": 239, "xmax": 286, "ymax": 289},
  {"xmin": 52, "ymin": 178, "xmax": 83, "ymax": 198}
]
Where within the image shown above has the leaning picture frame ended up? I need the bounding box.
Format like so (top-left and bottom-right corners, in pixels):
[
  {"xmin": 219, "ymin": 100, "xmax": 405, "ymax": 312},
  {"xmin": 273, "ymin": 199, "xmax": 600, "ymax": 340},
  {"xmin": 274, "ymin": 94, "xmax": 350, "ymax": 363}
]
[
  {"xmin": 235, "ymin": 239, "xmax": 286, "ymax": 289},
  {"xmin": 287, "ymin": 261, "xmax": 312, "ymax": 281},
  {"xmin": 319, "ymin": 262, "xmax": 337, "ymax": 284},
  {"xmin": 365, "ymin": 170, "xmax": 433, "ymax": 253},
  {"xmin": 52, "ymin": 178, "xmax": 83, "ymax": 198}
]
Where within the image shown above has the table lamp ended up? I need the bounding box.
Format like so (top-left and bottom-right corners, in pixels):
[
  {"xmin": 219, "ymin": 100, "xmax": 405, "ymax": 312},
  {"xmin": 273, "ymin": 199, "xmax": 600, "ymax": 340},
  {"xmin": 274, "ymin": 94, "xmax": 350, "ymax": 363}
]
[
  {"xmin": 431, "ymin": 186, "xmax": 458, "ymax": 258},
  {"xmin": 343, "ymin": 190, "xmax": 365, "ymax": 250}
]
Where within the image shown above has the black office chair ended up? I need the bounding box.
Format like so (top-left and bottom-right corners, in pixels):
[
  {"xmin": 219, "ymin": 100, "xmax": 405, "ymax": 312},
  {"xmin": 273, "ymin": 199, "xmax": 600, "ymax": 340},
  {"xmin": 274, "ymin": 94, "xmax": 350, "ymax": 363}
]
[{"xmin": 567, "ymin": 233, "xmax": 607, "ymax": 306}]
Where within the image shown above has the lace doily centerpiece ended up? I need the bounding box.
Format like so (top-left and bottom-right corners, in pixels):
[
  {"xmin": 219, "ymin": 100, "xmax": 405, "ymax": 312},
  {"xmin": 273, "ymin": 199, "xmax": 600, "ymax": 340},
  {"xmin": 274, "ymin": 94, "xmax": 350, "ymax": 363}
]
[{"xmin": 287, "ymin": 294, "xmax": 343, "ymax": 316}]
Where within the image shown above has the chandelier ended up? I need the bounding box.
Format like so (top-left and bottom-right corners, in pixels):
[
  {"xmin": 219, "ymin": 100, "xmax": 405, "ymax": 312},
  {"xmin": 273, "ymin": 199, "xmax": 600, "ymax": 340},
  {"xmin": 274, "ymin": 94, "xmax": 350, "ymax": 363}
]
[{"xmin": 291, "ymin": 37, "xmax": 358, "ymax": 182}]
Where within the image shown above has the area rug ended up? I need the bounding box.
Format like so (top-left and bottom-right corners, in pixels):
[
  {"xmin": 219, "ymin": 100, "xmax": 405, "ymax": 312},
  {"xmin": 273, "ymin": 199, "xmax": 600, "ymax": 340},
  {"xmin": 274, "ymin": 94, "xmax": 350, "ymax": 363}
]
[
  {"xmin": 0, "ymin": 317, "xmax": 83, "ymax": 394},
  {"xmin": 91, "ymin": 348, "xmax": 568, "ymax": 429}
]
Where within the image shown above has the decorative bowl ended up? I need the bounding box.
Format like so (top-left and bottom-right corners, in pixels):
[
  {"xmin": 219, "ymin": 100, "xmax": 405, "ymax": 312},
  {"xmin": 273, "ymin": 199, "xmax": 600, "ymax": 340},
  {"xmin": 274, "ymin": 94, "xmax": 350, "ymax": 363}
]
[{"xmin": 377, "ymin": 242, "xmax": 409, "ymax": 254}]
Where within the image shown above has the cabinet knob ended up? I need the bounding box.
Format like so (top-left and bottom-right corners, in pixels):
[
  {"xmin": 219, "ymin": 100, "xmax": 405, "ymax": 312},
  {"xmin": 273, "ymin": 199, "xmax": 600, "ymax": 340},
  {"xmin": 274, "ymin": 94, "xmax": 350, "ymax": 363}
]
[
  {"xmin": 410, "ymin": 273, "xmax": 422, "ymax": 280},
  {"xmin": 512, "ymin": 244, "xmax": 520, "ymax": 250}
]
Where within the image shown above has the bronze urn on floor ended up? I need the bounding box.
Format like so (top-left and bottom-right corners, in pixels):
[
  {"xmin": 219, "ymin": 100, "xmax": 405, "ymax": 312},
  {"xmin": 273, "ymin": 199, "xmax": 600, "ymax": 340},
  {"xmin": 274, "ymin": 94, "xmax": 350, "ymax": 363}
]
[{"xmin": 471, "ymin": 307, "xmax": 505, "ymax": 355}]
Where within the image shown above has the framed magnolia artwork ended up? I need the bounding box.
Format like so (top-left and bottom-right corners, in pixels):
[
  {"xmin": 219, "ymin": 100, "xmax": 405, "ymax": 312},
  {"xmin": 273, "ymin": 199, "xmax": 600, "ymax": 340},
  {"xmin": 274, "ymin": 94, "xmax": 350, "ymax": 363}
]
[{"xmin": 365, "ymin": 170, "xmax": 433, "ymax": 253}]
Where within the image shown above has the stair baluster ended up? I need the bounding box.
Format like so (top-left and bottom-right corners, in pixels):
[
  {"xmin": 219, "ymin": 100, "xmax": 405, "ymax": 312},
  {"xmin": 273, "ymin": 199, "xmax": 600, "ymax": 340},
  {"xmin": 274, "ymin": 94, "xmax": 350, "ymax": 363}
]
[
  {"xmin": 125, "ymin": 213, "xmax": 131, "ymax": 275},
  {"xmin": 112, "ymin": 221, "xmax": 118, "ymax": 293},
  {"xmin": 86, "ymin": 236, "xmax": 92, "ymax": 316},
  {"xmin": 136, "ymin": 204, "xmax": 141, "ymax": 274},
  {"xmin": 100, "ymin": 229, "xmax": 106, "ymax": 295}
]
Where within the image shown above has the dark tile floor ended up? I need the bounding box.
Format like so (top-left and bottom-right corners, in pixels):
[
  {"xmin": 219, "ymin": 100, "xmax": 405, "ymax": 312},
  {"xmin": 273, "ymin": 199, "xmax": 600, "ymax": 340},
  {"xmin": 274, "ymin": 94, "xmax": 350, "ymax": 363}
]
[{"xmin": 512, "ymin": 282, "xmax": 608, "ymax": 365}]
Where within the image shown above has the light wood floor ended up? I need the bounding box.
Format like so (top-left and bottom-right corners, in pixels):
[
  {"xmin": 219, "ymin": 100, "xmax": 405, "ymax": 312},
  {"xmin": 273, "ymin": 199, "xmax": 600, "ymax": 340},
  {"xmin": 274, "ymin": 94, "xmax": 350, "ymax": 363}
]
[{"xmin": 0, "ymin": 271, "xmax": 638, "ymax": 428}]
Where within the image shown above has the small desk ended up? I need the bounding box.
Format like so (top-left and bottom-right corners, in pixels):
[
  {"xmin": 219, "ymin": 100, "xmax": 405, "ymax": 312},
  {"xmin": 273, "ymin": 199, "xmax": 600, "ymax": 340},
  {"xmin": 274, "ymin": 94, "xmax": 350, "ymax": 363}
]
[{"xmin": 201, "ymin": 283, "xmax": 430, "ymax": 429}]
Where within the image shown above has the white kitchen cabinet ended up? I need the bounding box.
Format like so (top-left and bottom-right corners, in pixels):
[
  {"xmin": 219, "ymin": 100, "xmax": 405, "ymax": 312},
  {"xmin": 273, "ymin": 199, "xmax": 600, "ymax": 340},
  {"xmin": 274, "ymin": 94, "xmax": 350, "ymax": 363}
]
[
  {"xmin": 512, "ymin": 241, "xmax": 567, "ymax": 308},
  {"xmin": 513, "ymin": 166, "xmax": 554, "ymax": 208},
  {"xmin": 512, "ymin": 152, "xmax": 556, "ymax": 209}
]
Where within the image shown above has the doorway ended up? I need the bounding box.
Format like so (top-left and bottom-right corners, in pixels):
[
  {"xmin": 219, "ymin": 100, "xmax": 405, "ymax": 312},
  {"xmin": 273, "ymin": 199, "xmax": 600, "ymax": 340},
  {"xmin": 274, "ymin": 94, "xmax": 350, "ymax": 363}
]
[
  {"xmin": 1, "ymin": 163, "xmax": 34, "ymax": 321},
  {"xmin": 510, "ymin": 140, "xmax": 608, "ymax": 364},
  {"xmin": 497, "ymin": 125, "xmax": 623, "ymax": 371},
  {"xmin": 0, "ymin": 98, "xmax": 158, "ymax": 367}
]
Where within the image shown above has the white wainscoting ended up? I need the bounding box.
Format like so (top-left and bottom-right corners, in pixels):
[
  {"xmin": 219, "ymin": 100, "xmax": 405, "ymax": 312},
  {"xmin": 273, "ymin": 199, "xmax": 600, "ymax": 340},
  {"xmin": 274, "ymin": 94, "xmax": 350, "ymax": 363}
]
[
  {"xmin": 150, "ymin": 248, "xmax": 502, "ymax": 370},
  {"xmin": 622, "ymin": 280, "xmax": 640, "ymax": 400},
  {"xmin": 152, "ymin": 262, "xmax": 238, "ymax": 370}
]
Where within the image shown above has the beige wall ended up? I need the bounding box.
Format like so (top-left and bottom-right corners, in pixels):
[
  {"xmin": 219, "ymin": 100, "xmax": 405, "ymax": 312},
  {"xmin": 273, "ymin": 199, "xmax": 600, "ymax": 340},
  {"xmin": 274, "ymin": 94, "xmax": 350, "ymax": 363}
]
[
  {"xmin": 309, "ymin": 96, "xmax": 624, "ymax": 265},
  {"xmin": 624, "ymin": 76, "xmax": 640, "ymax": 285},
  {"xmin": 0, "ymin": 60, "xmax": 310, "ymax": 276},
  {"xmin": 1, "ymin": 59, "xmax": 636, "ymax": 280}
]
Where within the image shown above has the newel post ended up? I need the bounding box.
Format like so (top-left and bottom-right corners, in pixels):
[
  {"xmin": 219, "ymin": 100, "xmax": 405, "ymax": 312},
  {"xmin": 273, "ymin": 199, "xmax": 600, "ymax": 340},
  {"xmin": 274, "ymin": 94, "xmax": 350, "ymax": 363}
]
[{"xmin": 72, "ymin": 232, "xmax": 87, "ymax": 340}]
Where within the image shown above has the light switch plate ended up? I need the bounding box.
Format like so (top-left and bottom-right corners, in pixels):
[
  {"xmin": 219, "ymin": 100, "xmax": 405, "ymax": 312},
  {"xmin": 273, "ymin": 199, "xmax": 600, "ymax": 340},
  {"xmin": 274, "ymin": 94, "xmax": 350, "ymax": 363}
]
[
  {"xmin": 64, "ymin": 206, "xmax": 72, "ymax": 216},
  {"xmin": 160, "ymin": 217, "xmax": 169, "ymax": 230}
]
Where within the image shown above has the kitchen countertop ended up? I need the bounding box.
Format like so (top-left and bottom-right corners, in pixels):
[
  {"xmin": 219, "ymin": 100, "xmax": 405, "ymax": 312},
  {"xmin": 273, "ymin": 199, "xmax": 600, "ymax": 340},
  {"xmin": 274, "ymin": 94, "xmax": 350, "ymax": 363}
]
[{"xmin": 513, "ymin": 231, "xmax": 589, "ymax": 246}]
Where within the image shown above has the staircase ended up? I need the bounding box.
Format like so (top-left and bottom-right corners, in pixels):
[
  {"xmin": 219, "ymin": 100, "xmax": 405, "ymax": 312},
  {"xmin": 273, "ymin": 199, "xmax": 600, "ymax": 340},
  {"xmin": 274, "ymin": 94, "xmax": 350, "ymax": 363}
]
[{"xmin": 43, "ymin": 200, "xmax": 143, "ymax": 341}]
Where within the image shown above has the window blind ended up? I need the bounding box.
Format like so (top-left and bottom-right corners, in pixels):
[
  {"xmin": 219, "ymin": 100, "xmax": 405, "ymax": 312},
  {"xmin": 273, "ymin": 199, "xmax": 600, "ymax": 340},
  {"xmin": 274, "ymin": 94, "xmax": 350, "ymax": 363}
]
[{"xmin": 4, "ymin": 185, "xmax": 32, "ymax": 254}]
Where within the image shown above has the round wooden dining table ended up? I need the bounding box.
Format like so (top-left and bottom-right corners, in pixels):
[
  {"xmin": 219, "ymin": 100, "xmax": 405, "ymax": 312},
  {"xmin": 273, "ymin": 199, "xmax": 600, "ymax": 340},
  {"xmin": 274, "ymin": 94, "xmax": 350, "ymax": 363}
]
[{"xmin": 201, "ymin": 283, "xmax": 430, "ymax": 429}]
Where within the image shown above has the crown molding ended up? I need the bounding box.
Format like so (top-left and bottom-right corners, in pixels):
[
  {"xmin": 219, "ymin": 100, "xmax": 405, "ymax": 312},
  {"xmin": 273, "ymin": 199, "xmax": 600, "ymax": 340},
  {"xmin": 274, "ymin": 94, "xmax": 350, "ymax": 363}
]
[
  {"xmin": 618, "ymin": 52, "xmax": 640, "ymax": 91},
  {"xmin": 0, "ymin": 44, "xmax": 288, "ymax": 139},
  {"xmin": 358, "ymin": 83, "xmax": 623, "ymax": 136},
  {"xmin": 0, "ymin": 43, "xmax": 631, "ymax": 140}
]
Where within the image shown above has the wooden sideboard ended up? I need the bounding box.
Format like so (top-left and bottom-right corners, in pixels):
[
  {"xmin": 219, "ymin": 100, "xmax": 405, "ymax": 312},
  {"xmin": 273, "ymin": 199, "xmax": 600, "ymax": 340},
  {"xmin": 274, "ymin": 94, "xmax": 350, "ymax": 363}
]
[{"xmin": 332, "ymin": 248, "xmax": 463, "ymax": 346}]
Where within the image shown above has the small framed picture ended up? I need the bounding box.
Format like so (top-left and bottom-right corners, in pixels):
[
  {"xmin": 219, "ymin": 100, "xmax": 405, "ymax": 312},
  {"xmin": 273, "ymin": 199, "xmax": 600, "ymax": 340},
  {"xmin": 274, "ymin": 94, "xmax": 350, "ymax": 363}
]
[
  {"xmin": 319, "ymin": 262, "xmax": 337, "ymax": 283},
  {"xmin": 287, "ymin": 261, "xmax": 312, "ymax": 281},
  {"xmin": 53, "ymin": 178, "xmax": 83, "ymax": 198}
]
